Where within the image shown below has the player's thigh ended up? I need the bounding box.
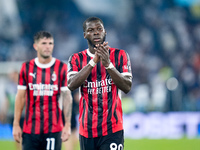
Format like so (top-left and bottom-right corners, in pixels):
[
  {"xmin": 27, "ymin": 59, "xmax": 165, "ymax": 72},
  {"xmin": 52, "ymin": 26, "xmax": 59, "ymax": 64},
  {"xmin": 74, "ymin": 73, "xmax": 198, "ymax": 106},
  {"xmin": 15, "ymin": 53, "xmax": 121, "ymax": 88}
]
[
  {"xmin": 99, "ymin": 130, "xmax": 124, "ymax": 150},
  {"xmin": 79, "ymin": 134, "xmax": 95, "ymax": 150},
  {"xmin": 44, "ymin": 132, "xmax": 62, "ymax": 150},
  {"xmin": 22, "ymin": 133, "xmax": 41, "ymax": 150}
]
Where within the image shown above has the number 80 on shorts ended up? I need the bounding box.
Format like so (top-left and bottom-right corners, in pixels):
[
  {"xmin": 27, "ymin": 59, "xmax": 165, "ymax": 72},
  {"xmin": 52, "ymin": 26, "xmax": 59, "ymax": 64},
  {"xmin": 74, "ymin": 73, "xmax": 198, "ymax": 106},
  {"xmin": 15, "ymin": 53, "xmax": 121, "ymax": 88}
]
[{"xmin": 110, "ymin": 143, "xmax": 123, "ymax": 150}]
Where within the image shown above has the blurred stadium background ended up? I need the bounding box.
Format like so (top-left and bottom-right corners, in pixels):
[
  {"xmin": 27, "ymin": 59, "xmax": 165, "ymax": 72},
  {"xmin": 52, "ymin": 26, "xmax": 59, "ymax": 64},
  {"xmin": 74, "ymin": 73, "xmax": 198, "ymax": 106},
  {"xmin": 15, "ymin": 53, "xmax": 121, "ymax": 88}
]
[{"xmin": 0, "ymin": 0, "xmax": 200, "ymax": 149}]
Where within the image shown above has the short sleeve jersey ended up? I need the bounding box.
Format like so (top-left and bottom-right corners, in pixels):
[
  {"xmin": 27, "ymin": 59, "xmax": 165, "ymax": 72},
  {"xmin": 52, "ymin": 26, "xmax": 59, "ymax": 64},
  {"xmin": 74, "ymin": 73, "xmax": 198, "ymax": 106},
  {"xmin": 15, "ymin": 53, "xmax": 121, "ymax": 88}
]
[
  {"xmin": 18, "ymin": 57, "xmax": 69, "ymax": 134},
  {"xmin": 68, "ymin": 48, "xmax": 132, "ymax": 138}
]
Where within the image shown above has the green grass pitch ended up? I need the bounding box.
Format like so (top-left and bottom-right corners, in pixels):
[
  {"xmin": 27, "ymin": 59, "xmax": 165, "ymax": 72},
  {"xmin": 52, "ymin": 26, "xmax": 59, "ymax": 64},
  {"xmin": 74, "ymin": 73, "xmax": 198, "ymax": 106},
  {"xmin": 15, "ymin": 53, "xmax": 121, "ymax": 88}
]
[{"xmin": 0, "ymin": 138, "xmax": 199, "ymax": 150}]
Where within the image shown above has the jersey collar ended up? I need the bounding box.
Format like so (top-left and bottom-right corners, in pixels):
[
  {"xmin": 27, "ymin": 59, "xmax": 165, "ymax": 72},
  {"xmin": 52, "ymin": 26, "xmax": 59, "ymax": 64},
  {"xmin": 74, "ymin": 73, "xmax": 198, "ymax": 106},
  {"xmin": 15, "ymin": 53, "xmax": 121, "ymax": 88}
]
[
  {"xmin": 87, "ymin": 49, "xmax": 95, "ymax": 58},
  {"xmin": 35, "ymin": 57, "xmax": 56, "ymax": 68}
]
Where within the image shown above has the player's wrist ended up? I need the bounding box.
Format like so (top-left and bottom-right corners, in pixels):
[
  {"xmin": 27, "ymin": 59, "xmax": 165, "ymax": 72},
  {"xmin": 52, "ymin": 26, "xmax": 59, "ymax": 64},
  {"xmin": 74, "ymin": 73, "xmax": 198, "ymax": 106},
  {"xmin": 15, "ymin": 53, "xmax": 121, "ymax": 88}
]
[
  {"xmin": 64, "ymin": 122, "xmax": 71, "ymax": 129},
  {"xmin": 105, "ymin": 62, "xmax": 114, "ymax": 69},
  {"xmin": 13, "ymin": 121, "xmax": 20, "ymax": 126},
  {"xmin": 89, "ymin": 59, "xmax": 97, "ymax": 67}
]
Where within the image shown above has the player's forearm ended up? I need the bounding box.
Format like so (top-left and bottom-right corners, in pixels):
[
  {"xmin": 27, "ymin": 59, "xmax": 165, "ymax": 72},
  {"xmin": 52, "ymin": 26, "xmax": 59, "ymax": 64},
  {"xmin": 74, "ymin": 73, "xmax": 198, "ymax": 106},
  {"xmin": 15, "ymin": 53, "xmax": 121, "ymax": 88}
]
[
  {"xmin": 62, "ymin": 90, "xmax": 73, "ymax": 125},
  {"xmin": 13, "ymin": 93, "xmax": 25, "ymax": 126},
  {"xmin": 107, "ymin": 68, "xmax": 132, "ymax": 93},
  {"xmin": 68, "ymin": 64, "xmax": 94, "ymax": 91}
]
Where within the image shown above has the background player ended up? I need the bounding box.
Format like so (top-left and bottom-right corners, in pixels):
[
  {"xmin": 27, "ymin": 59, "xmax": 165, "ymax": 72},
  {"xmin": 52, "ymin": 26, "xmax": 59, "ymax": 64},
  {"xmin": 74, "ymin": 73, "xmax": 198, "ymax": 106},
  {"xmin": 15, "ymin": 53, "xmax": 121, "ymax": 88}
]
[
  {"xmin": 67, "ymin": 17, "xmax": 132, "ymax": 150},
  {"xmin": 13, "ymin": 31, "xmax": 72, "ymax": 150}
]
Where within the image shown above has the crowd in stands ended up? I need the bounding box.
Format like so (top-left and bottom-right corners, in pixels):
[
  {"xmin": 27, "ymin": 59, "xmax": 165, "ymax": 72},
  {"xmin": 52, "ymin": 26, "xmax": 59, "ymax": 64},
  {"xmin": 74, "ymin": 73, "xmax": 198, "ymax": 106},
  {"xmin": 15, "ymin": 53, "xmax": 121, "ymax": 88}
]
[{"xmin": 0, "ymin": 0, "xmax": 200, "ymax": 113}]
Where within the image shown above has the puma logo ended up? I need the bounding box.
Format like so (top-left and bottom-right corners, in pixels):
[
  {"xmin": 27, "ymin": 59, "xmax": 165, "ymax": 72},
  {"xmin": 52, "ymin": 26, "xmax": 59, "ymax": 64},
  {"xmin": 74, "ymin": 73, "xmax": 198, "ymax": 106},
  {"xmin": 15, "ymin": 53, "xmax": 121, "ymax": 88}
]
[{"xmin": 29, "ymin": 72, "xmax": 36, "ymax": 78}]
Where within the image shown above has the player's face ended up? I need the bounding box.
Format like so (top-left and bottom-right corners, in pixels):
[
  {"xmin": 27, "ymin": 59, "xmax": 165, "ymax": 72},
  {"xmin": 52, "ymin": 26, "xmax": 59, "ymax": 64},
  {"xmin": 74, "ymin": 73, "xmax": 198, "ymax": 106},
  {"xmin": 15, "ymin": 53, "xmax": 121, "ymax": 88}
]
[
  {"xmin": 84, "ymin": 20, "xmax": 106, "ymax": 47},
  {"xmin": 34, "ymin": 37, "xmax": 54, "ymax": 59}
]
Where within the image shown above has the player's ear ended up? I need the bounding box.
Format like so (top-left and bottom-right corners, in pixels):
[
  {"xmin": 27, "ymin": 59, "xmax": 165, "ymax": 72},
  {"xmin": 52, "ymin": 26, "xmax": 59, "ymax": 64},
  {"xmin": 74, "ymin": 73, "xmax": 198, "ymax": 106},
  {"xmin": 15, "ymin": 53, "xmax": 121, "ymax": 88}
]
[
  {"xmin": 33, "ymin": 43, "xmax": 37, "ymax": 51},
  {"xmin": 83, "ymin": 32, "xmax": 86, "ymax": 39}
]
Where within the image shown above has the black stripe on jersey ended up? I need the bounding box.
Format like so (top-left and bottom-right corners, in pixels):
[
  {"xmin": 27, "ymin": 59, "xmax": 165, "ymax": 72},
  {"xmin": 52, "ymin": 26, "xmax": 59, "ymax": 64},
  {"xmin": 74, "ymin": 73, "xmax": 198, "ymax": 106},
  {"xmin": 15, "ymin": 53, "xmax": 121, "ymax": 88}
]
[
  {"xmin": 78, "ymin": 53, "xmax": 83, "ymax": 70},
  {"xmin": 114, "ymin": 49, "xmax": 121, "ymax": 123},
  {"xmin": 79, "ymin": 53, "xmax": 85, "ymax": 129},
  {"xmin": 114, "ymin": 103, "xmax": 118, "ymax": 124},
  {"xmin": 119, "ymin": 52, "xmax": 123, "ymax": 73},
  {"xmin": 97, "ymin": 63, "xmax": 103, "ymax": 137},
  {"xmin": 22, "ymin": 64, "xmax": 27, "ymax": 86},
  {"xmin": 107, "ymin": 48, "xmax": 113, "ymax": 134},
  {"xmin": 60, "ymin": 62, "xmax": 65, "ymax": 88},
  {"xmin": 31, "ymin": 63, "xmax": 38, "ymax": 134},
  {"xmin": 48, "ymin": 65, "xmax": 54, "ymax": 132},
  {"xmin": 115, "ymin": 49, "xmax": 120, "ymax": 71},
  {"xmin": 107, "ymin": 74, "xmax": 113, "ymax": 134},
  {"xmin": 56, "ymin": 63, "xmax": 63, "ymax": 123},
  {"xmin": 87, "ymin": 57, "xmax": 93, "ymax": 138},
  {"xmin": 40, "ymin": 69, "xmax": 46, "ymax": 133},
  {"xmin": 82, "ymin": 96, "xmax": 86, "ymax": 128},
  {"xmin": 25, "ymin": 62, "xmax": 30, "ymax": 125}
]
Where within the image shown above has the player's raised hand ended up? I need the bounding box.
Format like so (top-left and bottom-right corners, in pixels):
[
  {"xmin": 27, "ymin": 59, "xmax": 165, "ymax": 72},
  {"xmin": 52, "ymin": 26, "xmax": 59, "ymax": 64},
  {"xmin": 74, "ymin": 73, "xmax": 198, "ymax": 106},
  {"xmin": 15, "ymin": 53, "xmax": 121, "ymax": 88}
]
[
  {"xmin": 61, "ymin": 123, "xmax": 71, "ymax": 142},
  {"xmin": 93, "ymin": 44, "xmax": 101, "ymax": 63},
  {"xmin": 96, "ymin": 42, "xmax": 110, "ymax": 67},
  {"xmin": 13, "ymin": 124, "xmax": 22, "ymax": 143}
]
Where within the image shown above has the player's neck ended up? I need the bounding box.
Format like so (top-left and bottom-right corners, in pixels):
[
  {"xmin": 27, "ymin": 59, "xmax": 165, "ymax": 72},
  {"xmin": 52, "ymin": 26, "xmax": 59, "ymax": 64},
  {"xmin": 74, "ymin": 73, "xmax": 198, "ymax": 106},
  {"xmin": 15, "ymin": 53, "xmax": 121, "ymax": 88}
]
[
  {"xmin": 88, "ymin": 45, "xmax": 95, "ymax": 54},
  {"xmin": 38, "ymin": 56, "xmax": 53, "ymax": 64}
]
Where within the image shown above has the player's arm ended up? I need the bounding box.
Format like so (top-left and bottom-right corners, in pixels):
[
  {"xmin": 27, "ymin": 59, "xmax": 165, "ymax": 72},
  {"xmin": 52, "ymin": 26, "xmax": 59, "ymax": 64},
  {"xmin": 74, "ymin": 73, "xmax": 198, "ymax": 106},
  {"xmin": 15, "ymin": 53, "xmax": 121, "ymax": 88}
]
[
  {"xmin": 96, "ymin": 43, "xmax": 132, "ymax": 93},
  {"xmin": 107, "ymin": 69, "xmax": 132, "ymax": 93},
  {"xmin": 68, "ymin": 53, "xmax": 100, "ymax": 91},
  {"xmin": 13, "ymin": 89, "xmax": 26, "ymax": 143},
  {"xmin": 61, "ymin": 90, "xmax": 73, "ymax": 142},
  {"xmin": 67, "ymin": 66, "xmax": 93, "ymax": 91}
]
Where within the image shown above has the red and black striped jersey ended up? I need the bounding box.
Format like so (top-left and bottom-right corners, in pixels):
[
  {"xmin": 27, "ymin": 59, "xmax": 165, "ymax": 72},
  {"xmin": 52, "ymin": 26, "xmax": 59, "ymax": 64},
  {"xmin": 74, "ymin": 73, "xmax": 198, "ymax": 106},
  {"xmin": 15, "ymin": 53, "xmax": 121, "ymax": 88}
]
[
  {"xmin": 18, "ymin": 57, "xmax": 69, "ymax": 134},
  {"xmin": 68, "ymin": 48, "xmax": 132, "ymax": 138}
]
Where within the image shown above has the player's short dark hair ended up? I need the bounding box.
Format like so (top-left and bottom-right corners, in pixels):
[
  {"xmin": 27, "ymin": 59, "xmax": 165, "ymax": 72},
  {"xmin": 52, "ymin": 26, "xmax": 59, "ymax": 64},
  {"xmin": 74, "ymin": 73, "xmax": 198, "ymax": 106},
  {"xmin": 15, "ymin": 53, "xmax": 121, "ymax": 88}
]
[
  {"xmin": 83, "ymin": 17, "xmax": 104, "ymax": 32},
  {"xmin": 34, "ymin": 31, "xmax": 53, "ymax": 43}
]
